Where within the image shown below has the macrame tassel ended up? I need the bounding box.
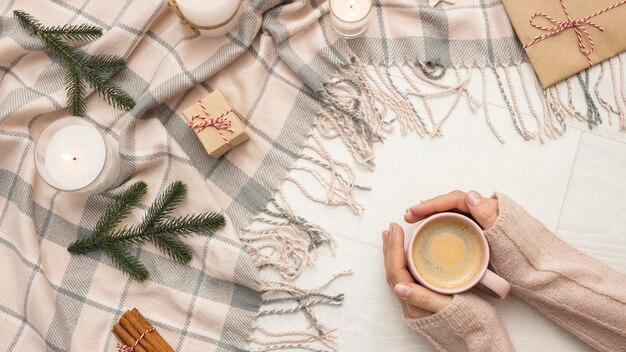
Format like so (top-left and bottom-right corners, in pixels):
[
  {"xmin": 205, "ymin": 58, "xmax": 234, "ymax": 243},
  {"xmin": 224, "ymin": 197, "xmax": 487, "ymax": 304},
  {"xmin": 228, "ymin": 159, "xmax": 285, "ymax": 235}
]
[
  {"xmin": 516, "ymin": 64, "xmax": 545, "ymax": 143},
  {"xmin": 545, "ymin": 87, "xmax": 567, "ymax": 136},
  {"xmin": 318, "ymin": 61, "xmax": 383, "ymax": 168},
  {"xmin": 614, "ymin": 56, "xmax": 626, "ymax": 131},
  {"xmin": 480, "ymin": 67, "xmax": 505, "ymax": 143},
  {"xmin": 503, "ymin": 66, "xmax": 536, "ymax": 140},
  {"xmin": 374, "ymin": 66, "xmax": 428, "ymax": 136},
  {"xmin": 558, "ymin": 79, "xmax": 586, "ymax": 122},
  {"xmin": 492, "ymin": 67, "xmax": 529, "ymax": 140},
  {"xmin": 595, "ymin": 62, "xmax": 620, "ymax": 126},
  {"xmin": 288, "ymin": 134, "xmax": 369, "ymax": 215},
  {"xmin": 240, "ymin": 192, "xmax": 337, "ymax": 281},
  {"xmin": 401, "ymin": 64, "xmax": 480, "ymax": 137},
  {"xmin": 576, "ymin": 71, "xmax": 602, "ymax": 129},
  {"xmin": 249, "ymin": 271, "xmax": 352, "ymax": 352},
  {"xmin": 532, "ymin": 72, "xmax": 556, "ymax": 140}
]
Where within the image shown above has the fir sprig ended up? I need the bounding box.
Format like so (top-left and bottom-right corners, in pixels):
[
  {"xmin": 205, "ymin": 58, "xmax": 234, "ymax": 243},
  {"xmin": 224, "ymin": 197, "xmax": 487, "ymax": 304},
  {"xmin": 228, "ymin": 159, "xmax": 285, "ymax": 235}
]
[
  {"xmin": 68, "ymin": 181, "xmax": 225, "ymax": 282},
  {"xmin": 13, "ymin": 10, "xmax": 135, "ymax": 116}
]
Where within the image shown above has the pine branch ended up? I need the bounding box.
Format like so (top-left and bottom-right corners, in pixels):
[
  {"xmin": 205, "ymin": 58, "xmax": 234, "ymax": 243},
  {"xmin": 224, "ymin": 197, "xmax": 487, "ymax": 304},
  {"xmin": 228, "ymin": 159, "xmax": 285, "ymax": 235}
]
[
  {"xmin": 139, "ymin": 180, "xmax": 189, "ymax": 263},
  {"xmin": 150, "ymin": 236, "xmax": 193, "ymax": 264},
  {"xmin": 67, "ymin": 181, "xmax": 225, "ymax": 281},
  {"xmin": 92, "ymin": 181, "xmax": 147, "ymax": 237},
  {"xmin": 81, "ymin": 66, "xmax": 135, "ymax": 111},
  {"xmin": 69, "ymin": 212, "xmax": 224, "ymax": 253},
  {"xmin": 141, "ymin": 181, "xmax": 187, "ymax": 230},
  {"xmin": 83, "ymin": 55, "xmax": 126, "ymax": 73},
  {"xmin": 42, "ymin": 24, "xmax": 102, "ymax": 41},
  {"xmin": 65, "ymin": 66, "xmax": 86, "ymax": 117},
  {"xmin": 13, "ymin": 10, "xmax": 135, "ymax": 115},
  {"xmin": 15, "ymin": 10, "xmax": 87, "ymax": 67},
  {"xmin": 104, "ymin": 245, "xmax": 149, "ymax": 282}
]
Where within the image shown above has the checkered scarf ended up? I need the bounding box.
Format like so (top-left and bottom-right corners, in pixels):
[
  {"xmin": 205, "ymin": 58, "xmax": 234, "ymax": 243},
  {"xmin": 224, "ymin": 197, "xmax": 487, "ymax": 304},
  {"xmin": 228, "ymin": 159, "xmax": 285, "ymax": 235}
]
[{"xmin": 1, "ymin": 0, "xmax": 525, "ymax": 350}]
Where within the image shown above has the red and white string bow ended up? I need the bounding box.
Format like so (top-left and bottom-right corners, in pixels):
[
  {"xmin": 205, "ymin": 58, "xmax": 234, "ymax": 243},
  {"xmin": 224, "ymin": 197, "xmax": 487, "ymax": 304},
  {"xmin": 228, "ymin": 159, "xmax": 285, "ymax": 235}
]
[
  {"xmin": 116, "ymin": 327, "xmax": 155, "ymax": 352},
  {"xmin": 188, "ymin": 99, "xmax": 241, "ymax": 148},
  {"xmin": 523, "ymin": 0, "xmax": 626, "ymax": 67}
]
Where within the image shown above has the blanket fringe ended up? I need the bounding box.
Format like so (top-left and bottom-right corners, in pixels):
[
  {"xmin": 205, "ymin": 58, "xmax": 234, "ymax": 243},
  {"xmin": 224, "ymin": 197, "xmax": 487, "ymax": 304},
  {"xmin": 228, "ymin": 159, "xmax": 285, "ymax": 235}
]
[
  {"xmin": 243, "ymin": 134, "xmax": 363, "ymax": 351},
  {"xmin": 318, "ymin": 55, "xmax": 626, "ymax": 165},
  {"xmin": 287, "ymin": 134, "xmax": 369, "ymax": 215},
  {"xmin": 240, "ymin": 191, "xmax": 337, "ymax": 282},
  {"xmin": 248, "ymin": 271, "xmax": 352, "ymax": 352}
]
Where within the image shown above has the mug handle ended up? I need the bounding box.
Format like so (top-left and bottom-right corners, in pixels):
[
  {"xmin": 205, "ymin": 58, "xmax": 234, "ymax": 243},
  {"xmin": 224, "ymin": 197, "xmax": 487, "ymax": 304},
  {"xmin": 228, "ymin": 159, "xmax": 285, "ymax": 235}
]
[{"xmin": 476, "ymin": 269, "xmax": 510, "ymax": 299}]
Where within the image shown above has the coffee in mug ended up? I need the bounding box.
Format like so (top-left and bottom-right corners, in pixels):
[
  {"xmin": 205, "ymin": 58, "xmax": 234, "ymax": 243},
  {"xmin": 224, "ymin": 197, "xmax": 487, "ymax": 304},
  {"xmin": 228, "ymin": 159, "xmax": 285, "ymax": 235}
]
[
  {"xmin": 411, "ymin": 220, "xmax": 483, "ymax": 289},
  {"xmin": 406, "ymin": 212, "xmax": 510, "ymax": 298}
]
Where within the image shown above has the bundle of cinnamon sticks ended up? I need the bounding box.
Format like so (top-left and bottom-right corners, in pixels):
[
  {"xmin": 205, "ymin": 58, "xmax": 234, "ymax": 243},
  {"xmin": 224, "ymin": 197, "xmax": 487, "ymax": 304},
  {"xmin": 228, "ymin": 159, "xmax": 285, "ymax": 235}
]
[{"xmin": 112, "ymin": 308, "xmax": 174, "ymax": 352}]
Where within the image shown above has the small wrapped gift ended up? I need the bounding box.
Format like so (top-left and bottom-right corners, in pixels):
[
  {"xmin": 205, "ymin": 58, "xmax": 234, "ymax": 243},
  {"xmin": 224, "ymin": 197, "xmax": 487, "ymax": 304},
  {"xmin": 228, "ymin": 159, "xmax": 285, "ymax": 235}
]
[
  {"xmin": 502, "ymin": 0, "xmax": 626, "ymax": 88},
  {"xmin": 182, "ymin": 90, "xmax": 249, "ymax": 158}
]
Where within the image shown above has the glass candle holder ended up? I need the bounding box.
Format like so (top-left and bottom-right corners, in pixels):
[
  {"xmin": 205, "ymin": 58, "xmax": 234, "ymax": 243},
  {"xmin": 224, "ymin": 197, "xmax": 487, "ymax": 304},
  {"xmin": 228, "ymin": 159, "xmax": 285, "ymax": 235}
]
[
  {"xmin": 330, "ymin": 0, "xmax": 373, "ymax": 39},
  {"xmin": 34, "ymin": 117, "xmax": 121, "ymax": 193},
  {"xmin": 170, "ymin": 0, "xmax": 243, "ymax": 37}
]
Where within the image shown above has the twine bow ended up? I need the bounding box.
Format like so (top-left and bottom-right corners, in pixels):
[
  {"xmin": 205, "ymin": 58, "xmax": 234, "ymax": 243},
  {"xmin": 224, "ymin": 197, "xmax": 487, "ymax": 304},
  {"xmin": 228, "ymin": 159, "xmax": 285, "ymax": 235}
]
[
  {"xmin": 116, "ymin": 328, "xmax": 155, "ymax": 352},
  {"xmin": 188, "ymin": 100, "xmax": 240, "ymax": 148},
  {"xmin": 523, "ymin": 0, "xmax": 626, "ymax": 67}
]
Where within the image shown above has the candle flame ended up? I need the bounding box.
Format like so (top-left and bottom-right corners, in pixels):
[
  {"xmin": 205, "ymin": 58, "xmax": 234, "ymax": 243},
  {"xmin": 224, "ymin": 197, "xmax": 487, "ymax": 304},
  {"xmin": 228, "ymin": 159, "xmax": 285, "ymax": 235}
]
[{"xmin": 62, "ymin": 154, "xmax": 78, "ymax": 161}]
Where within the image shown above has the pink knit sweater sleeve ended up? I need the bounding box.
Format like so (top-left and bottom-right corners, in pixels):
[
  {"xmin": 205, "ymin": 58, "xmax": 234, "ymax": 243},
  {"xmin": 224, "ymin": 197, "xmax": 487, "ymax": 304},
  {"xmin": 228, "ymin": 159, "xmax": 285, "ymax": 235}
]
[
  {"xmin": 404, "ymin": 292, "xmax": 514, "ymax": 352},
  {"xmin": 485, "ymin": 193, "xmax": 626, "ymax": 352}
]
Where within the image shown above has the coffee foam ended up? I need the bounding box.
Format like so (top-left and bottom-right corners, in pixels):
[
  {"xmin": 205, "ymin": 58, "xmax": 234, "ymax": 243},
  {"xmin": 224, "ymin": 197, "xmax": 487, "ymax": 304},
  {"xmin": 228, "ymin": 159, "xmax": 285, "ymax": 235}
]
[{"xmin": 411, "ymin": 220, "xmax": 483, "ymax": 289}]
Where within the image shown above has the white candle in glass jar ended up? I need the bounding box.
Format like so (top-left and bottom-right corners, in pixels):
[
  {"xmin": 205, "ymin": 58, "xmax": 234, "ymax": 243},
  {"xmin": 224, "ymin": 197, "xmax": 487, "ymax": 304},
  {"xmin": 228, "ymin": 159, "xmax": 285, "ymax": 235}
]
[
  {"xmin": 34, "ymin": 117, "xmax": 120, "ymax": 193},
  {"xmin": 175, "ymin": 0, "xmax": 243, "ymax": 37},
  {"xmin": 330, "ymin": 0, "xmax": 372, "ymax": 38}
]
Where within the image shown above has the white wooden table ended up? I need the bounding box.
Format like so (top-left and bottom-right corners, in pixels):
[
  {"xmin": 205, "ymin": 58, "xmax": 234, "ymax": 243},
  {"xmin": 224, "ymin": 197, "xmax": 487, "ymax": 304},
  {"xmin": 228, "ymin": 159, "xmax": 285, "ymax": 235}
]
[{"xmin": 260, "ymin": 64, "xmax": 626, "ymax": 351}]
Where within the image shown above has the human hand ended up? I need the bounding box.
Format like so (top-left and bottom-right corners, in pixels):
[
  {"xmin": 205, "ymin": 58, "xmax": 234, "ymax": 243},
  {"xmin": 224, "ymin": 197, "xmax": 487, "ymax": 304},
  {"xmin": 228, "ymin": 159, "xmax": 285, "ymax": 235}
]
[
  {"xmin": 404, "ymin": 190, "xmax": 499, "ymax": 230},
  {"xmin": 383, "ymin": 223, "xmax": 452, "ymax": 319}
]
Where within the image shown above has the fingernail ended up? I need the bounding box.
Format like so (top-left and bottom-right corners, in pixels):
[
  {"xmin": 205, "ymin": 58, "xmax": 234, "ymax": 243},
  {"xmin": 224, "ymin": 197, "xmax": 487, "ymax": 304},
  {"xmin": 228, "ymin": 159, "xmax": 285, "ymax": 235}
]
[
  {"xmin": 467, "ymin": 190, "xmax": 483, "ymax": 207},
  {"xmin": 394, "ymin": 283, "xmax": 412, "ymax": 300},
  {"xmin": 405, "ymin": 208, "xmax": 411, "ymax": 215},
  {"xmin": 390, "ymin": 223, "xmax": 399, "ymax": 235}
]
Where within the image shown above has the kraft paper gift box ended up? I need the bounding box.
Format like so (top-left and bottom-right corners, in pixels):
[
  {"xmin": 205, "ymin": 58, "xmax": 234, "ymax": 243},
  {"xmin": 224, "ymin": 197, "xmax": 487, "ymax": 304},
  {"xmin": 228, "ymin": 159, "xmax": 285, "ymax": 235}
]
[
  {"xmin": 182, "ymin": 90, "xmax": 249, "ymax": 158},
  {"xmin": 501, "ymin": 0, "xmax": 626, "ymax": 88}
]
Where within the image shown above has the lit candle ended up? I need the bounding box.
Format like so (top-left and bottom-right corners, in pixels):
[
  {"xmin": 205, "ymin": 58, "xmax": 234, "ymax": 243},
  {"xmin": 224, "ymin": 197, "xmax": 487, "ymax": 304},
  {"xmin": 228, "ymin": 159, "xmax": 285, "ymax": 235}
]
[
  {"xmin": 34, "ymin": 117, "xmax": 120, "ymax": 193},
  {"xmin": 172, "ymin": 0, "xmax": 243, "ymax": 37},
  {"xmin": 329, "ymin": 0, "xmax": 372, "ymax": 39}
]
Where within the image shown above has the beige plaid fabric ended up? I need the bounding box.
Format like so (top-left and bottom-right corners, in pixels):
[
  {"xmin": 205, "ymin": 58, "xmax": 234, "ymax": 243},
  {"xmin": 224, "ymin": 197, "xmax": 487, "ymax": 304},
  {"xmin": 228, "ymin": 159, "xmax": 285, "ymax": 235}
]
[{"xmin": 0, "ymin": 0, "xmax": 526, "ymax": 350}]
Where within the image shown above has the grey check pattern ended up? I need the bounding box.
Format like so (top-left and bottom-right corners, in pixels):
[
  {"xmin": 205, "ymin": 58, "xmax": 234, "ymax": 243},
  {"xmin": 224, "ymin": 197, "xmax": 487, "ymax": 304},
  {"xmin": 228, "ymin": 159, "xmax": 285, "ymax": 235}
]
[{"xmin": 0, "ymin": 0, "xmax": 526, "ymax": 350}]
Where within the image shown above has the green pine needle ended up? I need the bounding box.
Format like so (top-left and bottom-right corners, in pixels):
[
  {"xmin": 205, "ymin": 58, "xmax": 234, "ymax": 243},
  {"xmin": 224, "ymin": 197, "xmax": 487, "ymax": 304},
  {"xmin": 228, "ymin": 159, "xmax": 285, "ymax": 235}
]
[
  {"xmin": 65, "ymin": 67, "xmax": 86, "ymax": 117},
  {"xmin": 151, "ymin": 236, "xmax": 193, "ymax": 264},
  {"xmin": 69, "ymin": 212, "xmax": 224, "ymax": 253},
  {"xmin": 84, "ymin": 55, "xmax": 127, "ymax": 73},
  {"xmin": 92, "ymin": 181, "xmax": 147, "ymax": 237},
  {"xmin": 139, "ymin": 180, "xmax": 189, "ymax": 263},
  {"xmin": 42, "ymin": 24, "xmax": 103, "ymax": 41},
  {"xmin": 104, "ymin": 245, "xmax": 150, "ymax": 282},
  {"xmin": 67, "ymin": 181, "xmax": 225, "ymax": 281},
  {"xmin": 13, "ymin": 10, "xmax": 135, "ymax": 116},
  {"xmin": 142, "ymin": 181, "xmax": 187, "ymax": 230}
]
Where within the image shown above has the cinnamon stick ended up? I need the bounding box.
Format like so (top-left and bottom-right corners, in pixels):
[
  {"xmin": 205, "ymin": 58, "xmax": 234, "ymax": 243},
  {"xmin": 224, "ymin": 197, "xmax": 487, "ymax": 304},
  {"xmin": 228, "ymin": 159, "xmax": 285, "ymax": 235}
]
[
  {"xmin": 112, "ymin": 322, "xmax": 148, "ymax": 352},
  {"xmin": 125, "ymin": 309, "xmax": 174, "ymax": 352},
  {"xmin": 120, "ymin": 315, "xmax": 158, "ymax": 352}
]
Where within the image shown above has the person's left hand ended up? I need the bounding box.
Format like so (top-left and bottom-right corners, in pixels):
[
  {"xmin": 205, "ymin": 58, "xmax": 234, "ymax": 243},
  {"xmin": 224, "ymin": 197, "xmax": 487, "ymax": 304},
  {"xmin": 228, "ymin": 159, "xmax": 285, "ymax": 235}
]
[{"xmin": 383, "ymin": 223, "xmax": 453, "ymax": 319}]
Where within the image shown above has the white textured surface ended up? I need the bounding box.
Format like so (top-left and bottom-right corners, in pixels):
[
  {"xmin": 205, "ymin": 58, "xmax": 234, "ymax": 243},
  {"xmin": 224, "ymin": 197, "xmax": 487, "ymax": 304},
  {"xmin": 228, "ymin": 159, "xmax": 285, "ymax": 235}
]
[{"xmin": 261, "ymin": 65, "xmax": 626, "ymax": 351}]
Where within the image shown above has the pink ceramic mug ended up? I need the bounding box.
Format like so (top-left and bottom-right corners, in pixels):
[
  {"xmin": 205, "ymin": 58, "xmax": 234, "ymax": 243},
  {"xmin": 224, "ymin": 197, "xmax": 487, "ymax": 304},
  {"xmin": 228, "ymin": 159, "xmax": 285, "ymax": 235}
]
[{"xmin": 406, "ymin": 212, "xmax": 510, "ymax": 299}]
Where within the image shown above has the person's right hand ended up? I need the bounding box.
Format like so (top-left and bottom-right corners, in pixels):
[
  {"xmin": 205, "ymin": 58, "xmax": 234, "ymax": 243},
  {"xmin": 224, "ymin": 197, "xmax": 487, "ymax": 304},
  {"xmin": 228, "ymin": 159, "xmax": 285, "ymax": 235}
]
[{"xmin": 404, "ymin": 190, "xmax": 499, "ymax": 230}]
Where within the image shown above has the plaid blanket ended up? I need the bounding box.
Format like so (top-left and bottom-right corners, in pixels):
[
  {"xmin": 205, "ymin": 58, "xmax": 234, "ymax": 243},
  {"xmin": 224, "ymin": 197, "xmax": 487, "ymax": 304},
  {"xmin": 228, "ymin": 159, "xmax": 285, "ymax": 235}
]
[{"xmin": 1, "ymin": 0, "xmax": 605, "ymax": 351}]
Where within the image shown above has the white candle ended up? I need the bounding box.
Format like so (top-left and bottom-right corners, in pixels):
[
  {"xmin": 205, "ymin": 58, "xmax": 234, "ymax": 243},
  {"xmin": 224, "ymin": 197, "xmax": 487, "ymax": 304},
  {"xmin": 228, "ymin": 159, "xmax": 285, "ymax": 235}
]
[
  {"xmin": 330, "ymin": 0, "xmax": 372, "ymax": 38},
  {"xmin": 34, "ymin": 117, "xmax": 120, "ymax": 193},
  {"xmin": 175, "ymin": 0, "xmax": 243, "ymax": 37}
]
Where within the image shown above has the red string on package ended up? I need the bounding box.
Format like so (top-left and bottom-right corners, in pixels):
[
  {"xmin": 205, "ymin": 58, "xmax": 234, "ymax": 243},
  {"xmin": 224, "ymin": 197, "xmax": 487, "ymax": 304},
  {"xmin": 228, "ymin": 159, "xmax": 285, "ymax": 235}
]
[
  {"xmin": 523, "ymin": 0, "xmax": 626, "ymax": 67},
  {"xmin": 116, "ymin": 327, "xmax": 155, "ymax": 352},
  {"xmin": 188, "ymin": 99, "xmax": 242, "ymax": 149}
]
